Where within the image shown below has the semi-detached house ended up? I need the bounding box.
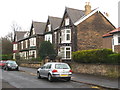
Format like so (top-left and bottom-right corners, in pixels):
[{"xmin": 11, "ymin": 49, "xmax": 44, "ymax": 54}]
[{"xmin": 13, "ymin": 2, "xmax": 115, "ymax": 61}]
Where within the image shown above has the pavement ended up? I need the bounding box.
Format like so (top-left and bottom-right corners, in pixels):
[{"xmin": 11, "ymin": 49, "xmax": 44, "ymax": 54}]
[{"xmin": 71, "ymin": 73, "xmax": 119, "ymax": 89}]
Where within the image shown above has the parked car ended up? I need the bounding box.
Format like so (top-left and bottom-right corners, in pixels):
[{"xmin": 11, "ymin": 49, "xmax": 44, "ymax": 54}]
[
  {"xmin": 3, "ymin": 60, "xmax": 19, "ymax": 71},
  {"xmin": 0, "ymin": 60, "xmax": 7, "ymax": 69},
  {"xmin": 37, "ymin": 62, "xmax": 72, "ymax": 82}
]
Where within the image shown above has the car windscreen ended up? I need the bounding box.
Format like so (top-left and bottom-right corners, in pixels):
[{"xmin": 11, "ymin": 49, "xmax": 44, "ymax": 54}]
[{"xmin": 55, "ymin": 64, "xmax": 70, "ymax": 69}]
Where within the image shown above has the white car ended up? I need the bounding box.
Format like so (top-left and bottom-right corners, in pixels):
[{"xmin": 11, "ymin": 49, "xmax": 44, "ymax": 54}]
[{"xmin": 37, "ymin": 62, "xmax": 72, "ymax": 82}]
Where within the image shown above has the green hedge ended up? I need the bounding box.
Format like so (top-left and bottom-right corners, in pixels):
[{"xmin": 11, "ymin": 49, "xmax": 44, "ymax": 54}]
[
  {"xmin": 107, "ymin": 53, "xmax": 120, "ymax": 64},
  {"xmin": 72, "ymin": 49, "xmax": 119, "ymax": 64}
]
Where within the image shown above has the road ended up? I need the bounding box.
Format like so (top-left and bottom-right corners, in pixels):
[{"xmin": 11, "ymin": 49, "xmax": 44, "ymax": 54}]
[{"xmin": 1, "ymin": 67, "xmax": 95, "ymax": 89}]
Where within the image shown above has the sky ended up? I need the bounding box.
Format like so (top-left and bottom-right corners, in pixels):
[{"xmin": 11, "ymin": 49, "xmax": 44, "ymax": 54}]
[{"xmin": 0, "ymin": 0, "xmax": 119, "ymax": 37}]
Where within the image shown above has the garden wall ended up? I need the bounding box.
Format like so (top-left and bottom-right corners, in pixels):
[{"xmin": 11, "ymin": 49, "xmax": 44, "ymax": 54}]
[{"xmin": 70, "ymin": 62, "xmax": 119, "ymax": 78}]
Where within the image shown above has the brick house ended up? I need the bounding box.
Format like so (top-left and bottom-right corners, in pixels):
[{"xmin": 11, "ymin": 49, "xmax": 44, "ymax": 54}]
[
  {"xmin": 13, "ymin": 31, "xmax": 29, "ymax": 59},
  {"xmin": 57, "ymin": 3, "xmax": 115, "ymax": 60},
  {"xmin": 13, "ymin": 21, "xmax": 46, "ymax": 60},
  {"xmin": 103, "ymin": 27, "xmax": 120, "ymax": 53},
  {"xmin": 13, "ymin": 2, "xmax": 116, "ymax": 61}
]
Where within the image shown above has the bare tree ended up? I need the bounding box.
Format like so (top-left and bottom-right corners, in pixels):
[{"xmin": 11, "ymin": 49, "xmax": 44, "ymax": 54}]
[{"xmin": 11, "ymin": 21, "xmax": 22, "ymax": 31}]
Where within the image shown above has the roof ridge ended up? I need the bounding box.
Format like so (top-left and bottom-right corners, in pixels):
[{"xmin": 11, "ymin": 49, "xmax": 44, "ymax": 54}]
[
  {"xmin": 66, "ymin": 7, "xmax": 84, "ymax": 11},
  {"xmin": 48, "ymin": 16, "xmax": 62, "ymax": 19}
]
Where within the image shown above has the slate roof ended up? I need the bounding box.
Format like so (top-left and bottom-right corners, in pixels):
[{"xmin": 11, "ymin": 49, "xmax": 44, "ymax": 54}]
[
  {"xmin": 32, "ymin": 21, "xmax": 46, "ymax": 34},
  {"xmin": 66, "ymin": 7, "xmax": 85, "ymax": 23},
  {"xmin": 48, "ymin": 16, "xmax": 62, "ymax": 30},
  {"xmin": 15, "ymin": 31, "xmax": 27, "ymax": 41}
]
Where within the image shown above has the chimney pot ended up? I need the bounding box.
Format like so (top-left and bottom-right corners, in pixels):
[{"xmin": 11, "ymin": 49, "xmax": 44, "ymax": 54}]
[{"xmin": 85, "ymin": 2, "xmax": 91, "ymax": 15}]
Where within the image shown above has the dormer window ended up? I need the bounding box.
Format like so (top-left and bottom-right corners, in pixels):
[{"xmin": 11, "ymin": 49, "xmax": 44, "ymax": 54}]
[
  {"xmin": 65, "ymin": 18, "xmax": 69, "ymax": 26},
  {"xmin": 32, "ymin": 28, "xmax": 35, "ymax": 35},
  {"xmin": 48, "ymin": 24, "xmax": 51, "ymax": 31}
]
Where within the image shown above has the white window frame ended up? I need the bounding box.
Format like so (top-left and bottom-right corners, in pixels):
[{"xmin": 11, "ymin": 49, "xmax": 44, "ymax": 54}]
[
  {"xmin": 54, "ymin": 32, "xmax": 57, "ymax": 44},
  {"xmin": 30, "ymin": 38, "xmax": 36, "ymax": 46},
  {"xmin": 29, "ymin": 50, "xmax": 36, "ymax": 58},
  {"xmin": 32, "ymin": 28, "xmax": 35, "ymax": 35},
  {"xmin": 61, "ymin": 29, "xmax": 71, "ymax": 43},
  {"xmin": 13, "ymin": 44, "xmax": 17, "ymax": 50},
  {"xmin": 21, "ymin": 41, "xmax": 23, "ymax": 49},
  {"xmin": 48, "ymin": 24, "xmax": 51, "ymax": 31},
  {"xmin": 65, "ymin": 18, "xmax": 69, "ymax": 26},
  {"xmin": 25, "ymin": 40, "xmax": 28, "ymax": 48},
  {"xmin": 45, "ymin": 34, "xmax": 52, "ymax": 43},
  {"xmin": 59, "ymin": 46, "xmax": 71, "ymax": 59}
]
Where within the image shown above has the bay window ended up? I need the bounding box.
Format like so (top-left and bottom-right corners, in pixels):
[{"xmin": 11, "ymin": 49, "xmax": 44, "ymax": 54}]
[
  {"xmin": 45, "ymin": 34, "xmax": 52, "ymax": 43},
  {"xmin": 60, "ymin": 29, "xmax": 71, "ymax": 43},
  {"xmin": 59, "ymin": 46, "xmax": 71, "ymax": 59}
]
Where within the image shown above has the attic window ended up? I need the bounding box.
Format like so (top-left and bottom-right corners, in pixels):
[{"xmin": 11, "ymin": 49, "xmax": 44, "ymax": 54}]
[
  {"xmin": 48, "ymin": 24, "xmax": 51, "ymax": 31},
  {"xmin": 32, "ymin": 28, "xmax": 35, "ymax": 35},
  {"xmin": 65, "ymin": 18, "xmax": 69, "ymax": 26}
]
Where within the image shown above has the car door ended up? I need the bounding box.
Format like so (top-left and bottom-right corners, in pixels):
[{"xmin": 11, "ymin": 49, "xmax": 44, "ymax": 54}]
[
  {"xmin": 44, "ymin": 64, "xmax": 52, "ymax": 77},
  {"xmin": 39, "ymin": 65, "xmax": 47, "ymax": 77}
]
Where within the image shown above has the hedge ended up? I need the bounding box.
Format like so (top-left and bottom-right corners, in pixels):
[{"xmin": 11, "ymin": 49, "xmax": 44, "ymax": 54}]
[
  {"xmin": 72, "ymin": 49, "xmax": 118, "ymax": 64},
  {"xmin": 107, "ymin": 53, "xmax": 120, "ymax": 64}
]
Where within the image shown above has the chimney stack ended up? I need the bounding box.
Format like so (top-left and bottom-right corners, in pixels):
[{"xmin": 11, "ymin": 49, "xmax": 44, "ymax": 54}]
[{"xmin": 85, "ymin": 2, "xmax": 91, "ymax": 15}]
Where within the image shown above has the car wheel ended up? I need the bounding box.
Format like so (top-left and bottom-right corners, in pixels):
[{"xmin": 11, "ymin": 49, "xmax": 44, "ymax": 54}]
[
  {"xmin": 16, "ymin": 67, "xmax": 19, "ymax": 71},
  {"xmin": 37, "ymin": 72, "xmax": 41, "ymax": 79},
  {"xmin": 48, "ymin": 74, "xmax": 53, "ymax": 82},
  {"xmin": 65, "ymin": 77, "xmax": 71, "ymax": 81}
]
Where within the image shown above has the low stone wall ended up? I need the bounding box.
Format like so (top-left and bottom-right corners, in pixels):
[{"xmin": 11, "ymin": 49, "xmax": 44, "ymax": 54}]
[
  {"xmin": 20, "ymin": 63, "xmax": 41, "ymax": 69},
  {"xmin": 70, "ymin": 63, "xmax": 119, "ymax": 78}
]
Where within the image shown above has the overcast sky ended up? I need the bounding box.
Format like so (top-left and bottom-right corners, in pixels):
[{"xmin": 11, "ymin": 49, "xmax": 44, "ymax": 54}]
[{"xmin": 0, "ymin": 0, "xmax": 119, "ymax": 37}]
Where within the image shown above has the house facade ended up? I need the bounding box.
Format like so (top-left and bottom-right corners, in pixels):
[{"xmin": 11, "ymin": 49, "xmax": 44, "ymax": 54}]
[
  {"xmin": 13, "ymin": 21, "xmax": 46, "ymax": 60},
  {"xmin": 103, "ymin": 27, "xmax": 120, "ymax": 53},
  {"xmin": 57, "ymin": 3, "xmax": 115, "ymax": 60},
  {"xmin": 13, "ymin": 2, "xmax": 116, "ymax": 61}
]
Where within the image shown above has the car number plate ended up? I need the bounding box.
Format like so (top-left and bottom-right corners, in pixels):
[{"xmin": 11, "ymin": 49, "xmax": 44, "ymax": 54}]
[
  {"xmin": 60, "ymin": 74, "xmax": 68, "ymax": 77},
  {"xmin": 11, "ymin": 67, "xmax": 16, "ymax": 69}
]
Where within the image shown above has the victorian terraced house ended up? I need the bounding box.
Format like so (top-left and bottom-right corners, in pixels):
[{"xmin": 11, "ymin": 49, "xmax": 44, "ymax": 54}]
[
  {"xmin": 13, "ymin": 21, "xmax": 46, "ymax": 60},
  {"xmin": 13, "ymin": 3, "xmax": 115, "ymax": 61}
]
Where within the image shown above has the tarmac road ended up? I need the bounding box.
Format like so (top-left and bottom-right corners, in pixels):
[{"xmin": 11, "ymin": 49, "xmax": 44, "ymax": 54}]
[{"xmin": 1, "ymin": 67, "xmax": 94, "ymax": 89}]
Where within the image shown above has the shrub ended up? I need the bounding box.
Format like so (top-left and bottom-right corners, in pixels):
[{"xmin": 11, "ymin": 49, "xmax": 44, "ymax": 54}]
[
  {"xmin": 107, "ymin": 53, "xmax": 120, "ymax": 64},
  {"xmin": 39, "ymin": 41, "xmax": 56, "ymax": 60},
  {"xmin": 72, "ymin": 49, "xmax": 114, "ymax": 64}
]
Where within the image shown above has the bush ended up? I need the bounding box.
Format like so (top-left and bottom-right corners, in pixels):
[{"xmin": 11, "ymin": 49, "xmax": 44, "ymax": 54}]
[
  {"xmin": 39, "ymin": 41, "xmax": 57, "ymax": 60},
  {"xmin": 72, "ymin": 49, "xmax": 114, "ymax": 64},
  {"xmin": 107, "ymin": 53, "xmax": 120, "ymax": 64}
]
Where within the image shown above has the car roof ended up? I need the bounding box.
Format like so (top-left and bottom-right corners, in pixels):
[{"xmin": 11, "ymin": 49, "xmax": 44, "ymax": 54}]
[
  {"xmin": 45, "ymin": 62, "xmax": 68, "ymax": 64},
  {"xmin": 6, "ymin": 60, "xmax": 16, "ymax": 62}
]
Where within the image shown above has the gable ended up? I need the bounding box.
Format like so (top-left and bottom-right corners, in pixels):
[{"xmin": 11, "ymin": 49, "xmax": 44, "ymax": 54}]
[
  {"xmin": 75, "ymin": 8, "xmax": 116, "ymax": 29},
  {"xmin": 60, "ymin": 11, "xmax": 71, "ymax": 27},
  {"xmin": 44, "ymin": 19, "xmax": 51, "ymax": 33},
  {"xmin": 77, "ymin": 11, "xmax": 115, "ymax": 32},
  {"xmin": 60, "ymin": 7, "xmax": 85, "ymax": 28}
]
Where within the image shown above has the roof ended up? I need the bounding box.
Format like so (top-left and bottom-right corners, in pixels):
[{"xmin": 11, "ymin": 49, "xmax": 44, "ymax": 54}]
[
  {"xmin": 66, "ymin": 7, "xmax": 85, "ymax": 23},
  {"xmin": 48, "ymin": 16, "xmax": 62, "ymax": 30},
  {"xmin": 109, "ymin": 27, "xmax": 120, "ymax": 34},
  {"xmin": 15, "ymin": 31, "xmax": 27, "ymax": 41},
  {"xmin": 32, "ymin": 21, "xmax": 46, "ymax": 34},
  {"xmin": 102, "ymin": 33, "xmax": 113, "ymax": 37},
  {"xmin": 103, "ymin": 27, "xmax": 120, "ymax": 37}
]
